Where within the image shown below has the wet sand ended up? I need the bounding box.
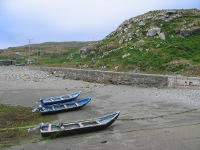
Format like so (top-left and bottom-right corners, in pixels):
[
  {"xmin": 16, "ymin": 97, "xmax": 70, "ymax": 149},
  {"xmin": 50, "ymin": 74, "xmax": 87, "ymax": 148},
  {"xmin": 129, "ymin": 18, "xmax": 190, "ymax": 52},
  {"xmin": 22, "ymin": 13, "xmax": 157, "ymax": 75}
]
[{"xmin": 1, "ymin": 66, "xmax": 200, "ymax": 150}]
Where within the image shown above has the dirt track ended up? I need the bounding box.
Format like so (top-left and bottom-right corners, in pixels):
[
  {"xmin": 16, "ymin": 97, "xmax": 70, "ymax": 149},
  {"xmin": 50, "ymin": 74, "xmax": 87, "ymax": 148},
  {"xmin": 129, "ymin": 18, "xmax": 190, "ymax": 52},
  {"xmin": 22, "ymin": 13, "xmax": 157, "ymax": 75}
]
[{"xmin": 1, "ymin": 66, "xmax": 200, "ymax": 150}]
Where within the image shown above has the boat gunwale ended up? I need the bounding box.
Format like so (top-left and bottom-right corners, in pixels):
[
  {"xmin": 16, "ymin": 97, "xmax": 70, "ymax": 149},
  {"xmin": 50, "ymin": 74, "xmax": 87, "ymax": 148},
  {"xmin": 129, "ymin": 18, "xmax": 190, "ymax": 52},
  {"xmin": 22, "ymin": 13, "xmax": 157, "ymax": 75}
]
[
  {"xmin": 40, "ymin": 91, "xmax": 81, "ymax": 103},
  {"xmin": 39, "ymin": 97, "xmax": 91, "ymax": 113},
  {"xmin": 40, "ymin": 111, "xmax": 120, "ymax": 133}
]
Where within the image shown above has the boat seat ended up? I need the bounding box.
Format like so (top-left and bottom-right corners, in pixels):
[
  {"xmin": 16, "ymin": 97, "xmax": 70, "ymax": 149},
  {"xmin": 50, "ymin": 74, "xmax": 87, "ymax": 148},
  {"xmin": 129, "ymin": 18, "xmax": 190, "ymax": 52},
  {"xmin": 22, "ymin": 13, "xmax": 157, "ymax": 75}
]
[
  {"xmin": 78, "ymin": 122, "xmax": 84, "ymax": 127},
  {"xmin": 51, "ymin": 106, "xmax": 55, "ymax": 110},
  {"xmin": 48, "ymin": 124, "xmax": 52, "ymax": 131},
  {"xmin": 75, "ymin": 103, "xmax": 80, "ymax": 106},
  {"xmin": 95, "ymin": 120, "xmax": 101, "ymax": 124}
]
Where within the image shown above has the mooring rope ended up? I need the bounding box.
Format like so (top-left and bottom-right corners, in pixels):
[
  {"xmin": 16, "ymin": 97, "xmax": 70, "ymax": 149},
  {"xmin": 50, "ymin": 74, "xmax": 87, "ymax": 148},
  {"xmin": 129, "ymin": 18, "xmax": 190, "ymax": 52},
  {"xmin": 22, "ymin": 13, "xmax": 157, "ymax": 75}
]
[
  {"xmin": 0, "ymin": 125, "xmax": 36, "ymax": 131},
  {"xmin": 118, "ymin": 108, "xmax": 198, "ymax": 121},
  {"xmin": 0, "ymin": 108, "xmax": 198, "ymax": 131}
]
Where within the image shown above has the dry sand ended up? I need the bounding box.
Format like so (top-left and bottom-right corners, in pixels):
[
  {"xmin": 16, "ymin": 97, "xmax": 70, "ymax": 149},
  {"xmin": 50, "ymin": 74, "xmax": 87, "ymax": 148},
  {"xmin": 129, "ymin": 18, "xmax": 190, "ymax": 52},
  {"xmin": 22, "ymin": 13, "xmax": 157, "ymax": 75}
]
[{"xmin": 1, "ymin": 66, "xmax": 200, "ymax": 150}]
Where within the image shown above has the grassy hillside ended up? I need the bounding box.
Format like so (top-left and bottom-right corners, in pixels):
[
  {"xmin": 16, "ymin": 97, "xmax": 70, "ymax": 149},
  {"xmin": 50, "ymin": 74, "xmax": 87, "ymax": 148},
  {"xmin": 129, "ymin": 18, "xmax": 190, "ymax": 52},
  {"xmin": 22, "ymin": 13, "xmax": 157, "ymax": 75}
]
[
  {"xmin": 75, "ymin": 9, "xmax": 200, "ymax": 76},
  {"xmin": 1, "ymin": 9, "xmax": 200, "ymax": 76},
  {"xmin": 0, "ymin": 41, "xmax": 93, "ymax": 65}
]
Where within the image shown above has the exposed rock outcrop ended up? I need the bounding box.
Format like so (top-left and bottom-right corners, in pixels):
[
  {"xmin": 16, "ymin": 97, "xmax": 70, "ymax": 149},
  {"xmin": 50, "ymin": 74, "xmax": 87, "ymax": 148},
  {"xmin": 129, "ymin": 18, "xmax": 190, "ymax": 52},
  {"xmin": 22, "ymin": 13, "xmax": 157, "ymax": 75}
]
[
  {"xmin": 79, "ymin": 44, "xmax": 97, "ymax": 56},
  {"xmin": 79, "ymin": 9, "xmax": 200, "ymax": 60},
  {"xmin": 180, "ymin": 29, "xmax": 191, "ymax": 36},
  {"xmin": 159, "ymin": 33, "xmax": 166, "ymax": 40},
  {"xmin": 147, "ymin": 27, "xmax": 161, "ymax": 37}
]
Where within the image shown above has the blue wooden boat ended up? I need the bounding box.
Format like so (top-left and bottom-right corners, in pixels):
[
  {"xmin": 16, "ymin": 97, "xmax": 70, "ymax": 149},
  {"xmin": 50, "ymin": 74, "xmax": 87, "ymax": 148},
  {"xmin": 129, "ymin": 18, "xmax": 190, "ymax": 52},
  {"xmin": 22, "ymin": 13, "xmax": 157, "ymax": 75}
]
[
  {"xmin": 32, "ymin": 97, "xmax": 91, "ymax": 115},
  {"xmin": 39, "ymin": 111, "xmax": 120, "ymax": 137},
  {"xmin": 40, "ymin": 91, "xmax": 81, "ymax": 106}
]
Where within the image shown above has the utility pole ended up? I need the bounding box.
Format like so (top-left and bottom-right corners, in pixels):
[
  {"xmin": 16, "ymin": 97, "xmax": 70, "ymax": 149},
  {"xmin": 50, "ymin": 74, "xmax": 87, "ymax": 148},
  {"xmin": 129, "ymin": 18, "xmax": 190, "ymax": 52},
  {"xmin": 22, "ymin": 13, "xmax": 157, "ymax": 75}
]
[
  {"xmin": 37, "ymin": 48, "xmax": 41, "ymax": 62},
  {"xmin": 26, "ymin": 39, "xmax": 33, "ymax": 60}
]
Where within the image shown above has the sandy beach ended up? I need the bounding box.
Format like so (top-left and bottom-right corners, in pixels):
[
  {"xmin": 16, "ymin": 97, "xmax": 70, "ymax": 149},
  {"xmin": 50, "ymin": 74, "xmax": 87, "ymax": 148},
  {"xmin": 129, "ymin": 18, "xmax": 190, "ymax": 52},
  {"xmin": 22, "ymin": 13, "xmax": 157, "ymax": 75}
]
[{"xmin": 1, "ymin": 66, "xmax": 200, "ymax": 150}]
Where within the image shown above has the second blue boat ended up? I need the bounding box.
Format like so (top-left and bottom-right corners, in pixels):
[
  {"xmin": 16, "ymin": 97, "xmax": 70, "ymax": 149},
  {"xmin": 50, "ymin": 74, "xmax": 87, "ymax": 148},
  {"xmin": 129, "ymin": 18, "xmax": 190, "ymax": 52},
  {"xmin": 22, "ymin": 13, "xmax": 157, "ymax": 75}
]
[{"xmin": 33, "ymin": 97, "xmax": 91, "ymax": 115}]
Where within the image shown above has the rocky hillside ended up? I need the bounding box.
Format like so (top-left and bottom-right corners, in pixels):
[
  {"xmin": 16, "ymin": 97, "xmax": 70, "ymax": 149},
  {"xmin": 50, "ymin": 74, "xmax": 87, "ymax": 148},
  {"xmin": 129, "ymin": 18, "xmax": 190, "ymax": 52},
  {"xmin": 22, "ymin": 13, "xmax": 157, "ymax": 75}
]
[
  {"xmin": 1, "ymin": 41, "xmax": 94, "ymax": 61},
  {"xmin": 1, "ymin": 9, "xmax": 200, "ymax": 76},
  {"xmin": 78, "ymin": 9, "xmax": 200, "ymax": 76},
  {"xmin": 7, "ymin": 41, "xmax": 93, "ymax": 52}
]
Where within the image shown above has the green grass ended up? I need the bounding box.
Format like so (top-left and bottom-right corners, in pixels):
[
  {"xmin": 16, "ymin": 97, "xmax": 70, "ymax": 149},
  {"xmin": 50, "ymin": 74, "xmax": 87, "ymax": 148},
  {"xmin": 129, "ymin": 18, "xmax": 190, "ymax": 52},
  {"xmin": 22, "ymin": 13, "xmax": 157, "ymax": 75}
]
[
  {"xmin": 30, "ymin": 32, "xmax": 200, "ymax": 75},
  {"xmin": 0, "ymin": 104, "xmax": 57, "ymax": 148}
]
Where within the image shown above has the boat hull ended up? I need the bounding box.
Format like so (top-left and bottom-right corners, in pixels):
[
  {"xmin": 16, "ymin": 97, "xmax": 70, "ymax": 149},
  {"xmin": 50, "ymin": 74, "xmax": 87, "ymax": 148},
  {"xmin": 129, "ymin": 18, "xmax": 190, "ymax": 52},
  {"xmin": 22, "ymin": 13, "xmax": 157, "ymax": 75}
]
[
  {"xmin": 40, "ymin": 111, "xmax": 120, "ymax": 137},
  {"xmin": 39, "ymin": 98, "xmax": 91, "ymax": 115},
  {"xmin": 40, "ymin": 91, "xmax": 81, "ymax": 106}
]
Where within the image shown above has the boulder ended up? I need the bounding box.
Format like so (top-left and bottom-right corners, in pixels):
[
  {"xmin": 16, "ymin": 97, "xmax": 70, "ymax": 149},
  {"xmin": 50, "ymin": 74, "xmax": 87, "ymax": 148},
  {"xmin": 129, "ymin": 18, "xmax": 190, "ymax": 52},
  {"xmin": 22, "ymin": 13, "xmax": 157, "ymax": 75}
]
[
  {"xmin": 191, "ymin": 26, "xmax": 200, "ymax": 33},
  {"xmin": 122, "ymin": 53, "xmax": 130, "ymax": 59},
  {"xmin": 138, "ymin": 21, "xmax": 146, "ymax": 27},
  {"xmin": 116, "ymin": 20, "xmax": 129, "ymax": 31},
  {"xmin": 132, "ymin": 18, "xmax": 139, "ymax": 23},
  {"xmin": 179, "ymin": 26, "xmax": 200, "ymax": 36},
  {"xmin": 124, "ymin": 28, "xmax": 128, "ymax": 32},
  {"xmin": 127, "ymin": 33, "xmax": 134, "ymax": 38},
  {"xmin": 180, "ymin": 29, "xmax": 190, "ymax": 36},
  {"xmin": 79, "ymin": 47, "xmax": 90, "ymax": 55},
  {"xmin": 119, "ymin": 39, "xmax": 123, "ymax": 44},
  {"xmin": 164, "ymin": 11, "xmax": 181, "ymax": 22},
  {"xmin": 90, "ymin": 51, "xmax": 96, "ymax": 55},
  {"xmin": 79, "ymin": 44, "xmax": 96, "ymax": 56},
  {"xmin": 146, "ymin": 16, "xmax": 152, "ymax": 19},
  {"xmin": 147, "ymin": 27, "xmax": 161, "ymax": 37},
  {"xmin": 159, "ymin": 33, "xmax": 166, "ymax": 40}
]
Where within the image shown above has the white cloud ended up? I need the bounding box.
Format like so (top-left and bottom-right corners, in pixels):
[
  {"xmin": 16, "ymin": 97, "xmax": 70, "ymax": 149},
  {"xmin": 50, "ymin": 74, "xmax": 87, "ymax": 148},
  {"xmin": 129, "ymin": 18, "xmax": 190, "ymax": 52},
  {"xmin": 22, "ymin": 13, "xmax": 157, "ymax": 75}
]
[
  {"xmin": 4, "ymin": 0, "xmax": 135, "ymax": 29},
  {"xmin": 1, "ymin": 0, "xmax": 200, "ymax": 48}
]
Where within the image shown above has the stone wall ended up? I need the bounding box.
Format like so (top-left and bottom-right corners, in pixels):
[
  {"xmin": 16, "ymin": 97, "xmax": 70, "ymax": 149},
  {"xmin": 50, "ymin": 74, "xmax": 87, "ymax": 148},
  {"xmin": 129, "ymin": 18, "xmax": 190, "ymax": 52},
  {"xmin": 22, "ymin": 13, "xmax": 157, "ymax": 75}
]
[
  {"xmin": 40, "ymin": 67, "xmax": 168, "ymax": 88},
  {"xmin": 40, "ymin": 67, "xmax": 200, "ymax": 88}
]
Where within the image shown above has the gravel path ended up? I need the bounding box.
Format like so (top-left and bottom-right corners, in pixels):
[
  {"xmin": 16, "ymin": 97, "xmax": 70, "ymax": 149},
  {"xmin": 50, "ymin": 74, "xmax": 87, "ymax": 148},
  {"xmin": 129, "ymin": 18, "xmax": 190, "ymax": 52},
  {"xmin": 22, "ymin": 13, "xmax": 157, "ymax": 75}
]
[{"xmin": 1, "ymin": 66, "xmax": 200, "ymax": 150}]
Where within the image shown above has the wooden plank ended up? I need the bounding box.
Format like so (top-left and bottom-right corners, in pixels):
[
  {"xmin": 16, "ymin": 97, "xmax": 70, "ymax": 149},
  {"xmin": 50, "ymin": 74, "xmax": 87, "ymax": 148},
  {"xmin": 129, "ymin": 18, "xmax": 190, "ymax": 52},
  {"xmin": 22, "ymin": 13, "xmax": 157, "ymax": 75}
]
[
  {"xmin": 75, "ymin": 103, "xmax": 80, "ymax": 106},
  {"xmin": 78, "ymin": 122, "xmax": 84, "ymax": 127},
  {"xmin": 96, "ymin": 120, "xmax": 101, "ymax": 124},
  {"xmin": 48, "ymin": 124, "xmax": 51, "ymax": 131}
]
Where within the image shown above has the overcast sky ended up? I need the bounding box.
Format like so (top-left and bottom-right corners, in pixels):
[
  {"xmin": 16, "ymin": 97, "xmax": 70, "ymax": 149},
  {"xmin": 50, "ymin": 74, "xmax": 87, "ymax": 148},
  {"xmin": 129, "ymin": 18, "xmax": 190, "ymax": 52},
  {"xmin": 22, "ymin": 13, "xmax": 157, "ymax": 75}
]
[{"xmin": 0, "ymin": 0, "xmax": 200, "ymax": 49}]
